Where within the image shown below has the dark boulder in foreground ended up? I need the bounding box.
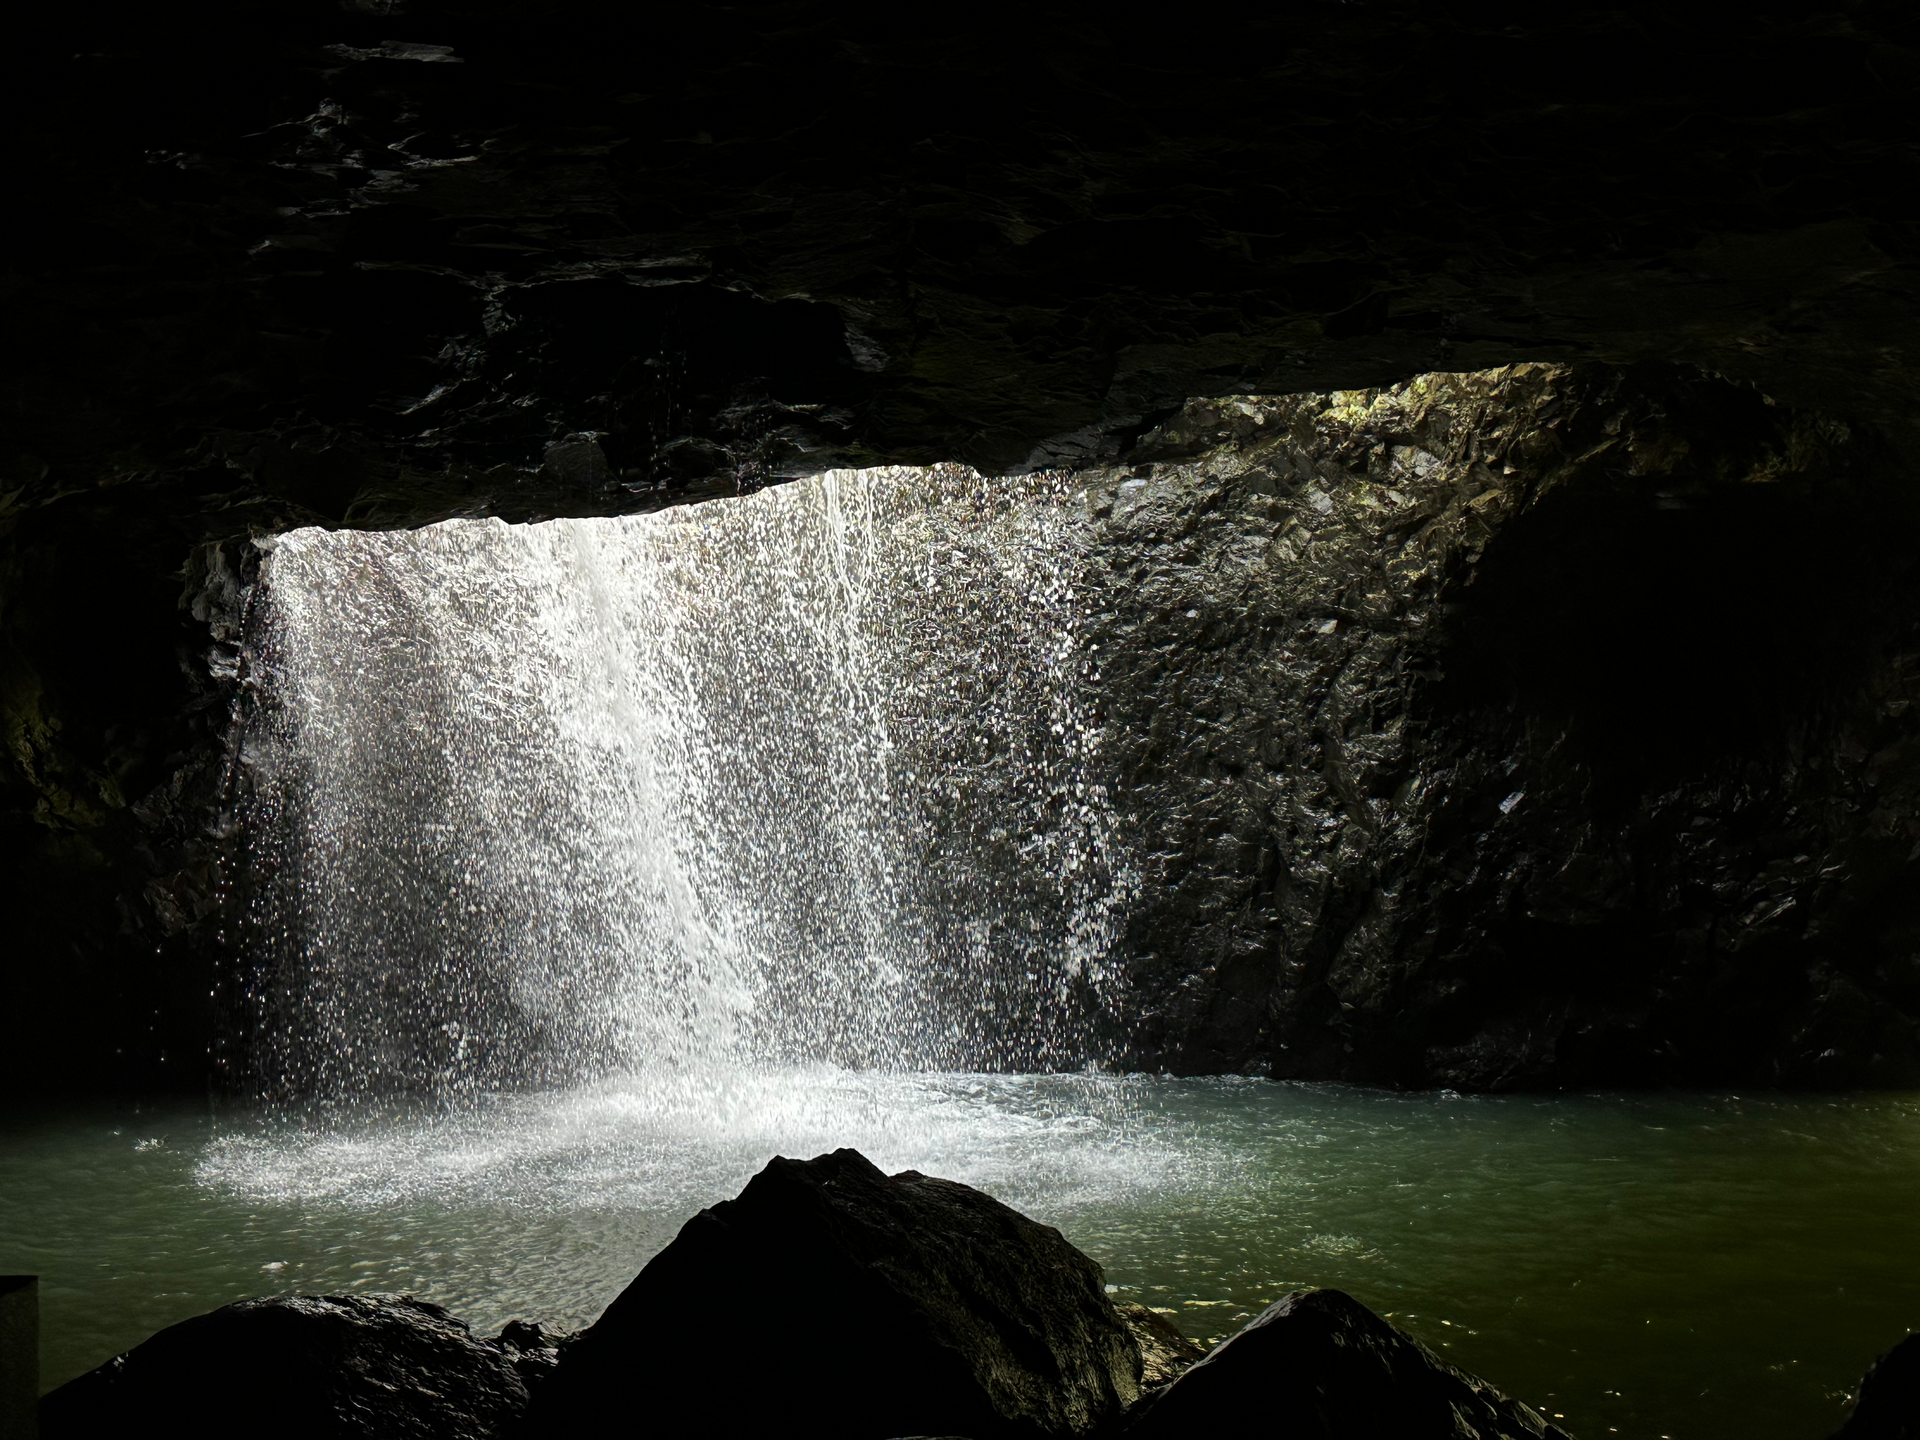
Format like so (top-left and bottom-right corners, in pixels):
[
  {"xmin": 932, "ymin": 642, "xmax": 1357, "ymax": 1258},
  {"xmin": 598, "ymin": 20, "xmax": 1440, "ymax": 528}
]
[
  {"xmin": 40, "ymin": 1293, "xmax": 530, "ymax": 1439},
  {"xmin": 528, "ymin": 1147, "xmax": 1141, "ymax": 1439},
  {"xmin": 1123, "ymin": 1288, "xmax": 1572, "ymax": 1440},
  {"xmin": 1833, "ymin": 1334, "xmax": 1920, "ymax": 1439}
]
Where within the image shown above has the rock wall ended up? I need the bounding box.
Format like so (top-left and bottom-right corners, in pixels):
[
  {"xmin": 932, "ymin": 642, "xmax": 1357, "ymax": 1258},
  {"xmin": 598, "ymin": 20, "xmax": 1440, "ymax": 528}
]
[{"xmin": 1072, "ymin": 365, "xmax": 1920, "ymax": 1087}]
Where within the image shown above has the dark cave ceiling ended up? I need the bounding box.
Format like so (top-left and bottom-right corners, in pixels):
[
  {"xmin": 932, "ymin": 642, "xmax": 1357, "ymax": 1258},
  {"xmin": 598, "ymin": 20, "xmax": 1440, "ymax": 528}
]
[{"xmin": 9, "ymin": 0, "xmax": 1920, "ymax": 527}]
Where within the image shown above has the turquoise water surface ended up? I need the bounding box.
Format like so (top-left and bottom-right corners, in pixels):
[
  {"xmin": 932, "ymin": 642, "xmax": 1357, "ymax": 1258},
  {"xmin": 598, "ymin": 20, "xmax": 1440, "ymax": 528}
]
[{"xmin": 4, "ymin": 1075, "xmax": 1915, "ymax": 1440}]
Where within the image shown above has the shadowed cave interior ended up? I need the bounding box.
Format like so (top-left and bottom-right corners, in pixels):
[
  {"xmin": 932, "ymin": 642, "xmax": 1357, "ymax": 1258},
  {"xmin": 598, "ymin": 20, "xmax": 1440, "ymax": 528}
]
[{"xmin": 5, "ymin": 4, "xmax": 1920, "ymax": 1438}]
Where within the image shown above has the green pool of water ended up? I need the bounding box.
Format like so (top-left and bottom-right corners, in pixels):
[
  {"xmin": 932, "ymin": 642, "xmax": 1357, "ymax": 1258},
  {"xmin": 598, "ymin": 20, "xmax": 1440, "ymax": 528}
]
[{"xmin": 3, "ymin": 1075, "xmax": 1915, "ymax": 1439}]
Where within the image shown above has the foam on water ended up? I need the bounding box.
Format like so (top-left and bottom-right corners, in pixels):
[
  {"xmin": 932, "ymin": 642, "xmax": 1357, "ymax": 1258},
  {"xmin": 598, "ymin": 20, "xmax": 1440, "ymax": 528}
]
[{"xmin": 196, "ymin": 1070, "xmax": 1227, "ymax": 1219}]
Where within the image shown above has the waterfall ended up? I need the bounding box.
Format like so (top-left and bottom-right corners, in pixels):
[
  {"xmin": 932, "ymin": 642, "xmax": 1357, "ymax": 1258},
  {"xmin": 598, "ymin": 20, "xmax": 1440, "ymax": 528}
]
[{"xmin": 240, "ymin": 466, "xmax": 1135, "ymax": 1101}]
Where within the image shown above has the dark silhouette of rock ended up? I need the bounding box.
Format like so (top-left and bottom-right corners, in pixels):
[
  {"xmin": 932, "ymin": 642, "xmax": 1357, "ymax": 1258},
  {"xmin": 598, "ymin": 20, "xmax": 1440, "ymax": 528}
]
[
  {"xmin": 39, "ymin": 1293, "xmax": 529, "ymax": 1439},
  {"xmin": 1833, "ymin": 1334, "xmax": 1920, "ymax": 1439},
  {"xmin": 528, "ymin": 1147, "xmax": 1140, "ymax": 1439},
  {"xmin": 1115, "ymin": 1304, "xmax": 1206, "ymax": 1391},
  {"xmin": 1123, "ymin": 1287, "xmax": 1573, "ymax": 1439}
]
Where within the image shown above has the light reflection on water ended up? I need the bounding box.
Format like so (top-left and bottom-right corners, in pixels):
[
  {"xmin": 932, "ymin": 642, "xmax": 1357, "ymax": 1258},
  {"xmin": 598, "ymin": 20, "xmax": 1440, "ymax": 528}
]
[
  {"xmin": 199, "ymin": 1070, "xmax": 1210, "ymax": 1217},
  {"xmin": 5, "ymin": 1076, "xmax": 1918, "ymax": 1440}
]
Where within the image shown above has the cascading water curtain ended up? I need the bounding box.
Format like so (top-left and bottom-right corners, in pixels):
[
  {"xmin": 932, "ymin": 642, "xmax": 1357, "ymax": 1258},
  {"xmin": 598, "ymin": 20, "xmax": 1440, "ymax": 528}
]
[{"xmin": 240, "ymin": 465, "xmax": 1137, "ymax": 1101}]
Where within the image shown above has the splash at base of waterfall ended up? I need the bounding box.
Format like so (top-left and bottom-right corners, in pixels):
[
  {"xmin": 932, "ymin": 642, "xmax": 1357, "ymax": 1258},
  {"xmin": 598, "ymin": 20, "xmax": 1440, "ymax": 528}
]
[
  {"xmin": 242, "ymin": 466, "xmax": 1134, "ymax": 1099},
  {"xmin": 198, "ymin": 1068, "xmax": 1205, "ymax": 1217}
]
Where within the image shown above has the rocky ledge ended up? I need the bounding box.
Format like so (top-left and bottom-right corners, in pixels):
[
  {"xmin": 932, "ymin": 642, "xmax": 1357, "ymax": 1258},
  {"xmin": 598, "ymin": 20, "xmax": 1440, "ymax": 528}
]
[{"xmin": 39, "ymin": 1149, "xmax": 1918, "ymax": 1439}]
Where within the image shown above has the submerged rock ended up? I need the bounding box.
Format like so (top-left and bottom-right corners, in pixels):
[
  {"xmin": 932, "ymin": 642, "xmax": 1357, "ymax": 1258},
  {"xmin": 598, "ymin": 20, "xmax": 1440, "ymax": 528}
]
[
  {"xmin": 39, "ymin": 1293, "xmax": 529, "ymax": 1439},
  {"xmin": 1832, "ymin": 1334, "xmax": 1920, "ymax": 1439},
  {"xmin": 527, "ymin": 1147, "xmax": 1141, "ymax": 1439},
  {"xmin": 1122, "ymin": 1287, "xmax": 1572, "ymax": 1440}
]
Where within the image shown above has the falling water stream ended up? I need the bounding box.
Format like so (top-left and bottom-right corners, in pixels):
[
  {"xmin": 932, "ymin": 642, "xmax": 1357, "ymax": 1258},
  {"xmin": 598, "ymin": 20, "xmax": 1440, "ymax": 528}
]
[
  {"xmin": 5, "ymin": 467, "xmax": 1917, "ymax": 1440},
  {"xmin": 242, "ymin": 465, "xmax": 1130, "ymax": 1095}
]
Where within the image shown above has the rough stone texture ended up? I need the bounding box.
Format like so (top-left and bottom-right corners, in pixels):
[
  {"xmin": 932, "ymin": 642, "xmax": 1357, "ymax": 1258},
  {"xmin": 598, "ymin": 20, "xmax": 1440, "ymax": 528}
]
[
  {"xmin": 1116, "ymin": 1304, "xmax": 1207, "ymax": 1392},
  {"xmin": 38, "ymin": 1293, "xmax": 530, "ymax": 1439},
  {"xmin": 528, "ymin": 1148, "xmax": 1141, "ymax": 1439},
  {"xmin": 1123, "ymin": 1287, "xmax": 1573, "ymax": 1440},
  {"xmin": 1072, "ymin": 365, "xmax": 1920, "ymax": 1087},
  {"xmin": 1833, "ymin": 1334, "xmax": 1920, "ymax": 1440},
  {"xmin": 494, "ymin": 1318, "xmax": 568, "ymax": 1391},
  {"xmin": 7, "ymin": 0, "xmax": 1920, "ymax": 1097}
]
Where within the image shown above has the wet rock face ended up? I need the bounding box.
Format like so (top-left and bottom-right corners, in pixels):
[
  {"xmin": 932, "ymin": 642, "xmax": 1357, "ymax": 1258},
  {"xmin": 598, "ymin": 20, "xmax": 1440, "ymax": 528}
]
[
  {"xmin": 1123, "ymin": 1287, "xmax": 1573, "ymax": 1440},
  {"xmin": 528, "ymin": 1147, "xmax": 1141, "ymax": 1439},
  {"xmin": 1076, "ymin": 365, "xmax": 1920, "ymax": 1087},
  {"xmin": 39, "ymin": 1293, "xmax": 533, "ymax": 1439},
  {"xmin": 1116, "ymin": 1303, "xmax": 1208, "ymax": 1392}
]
